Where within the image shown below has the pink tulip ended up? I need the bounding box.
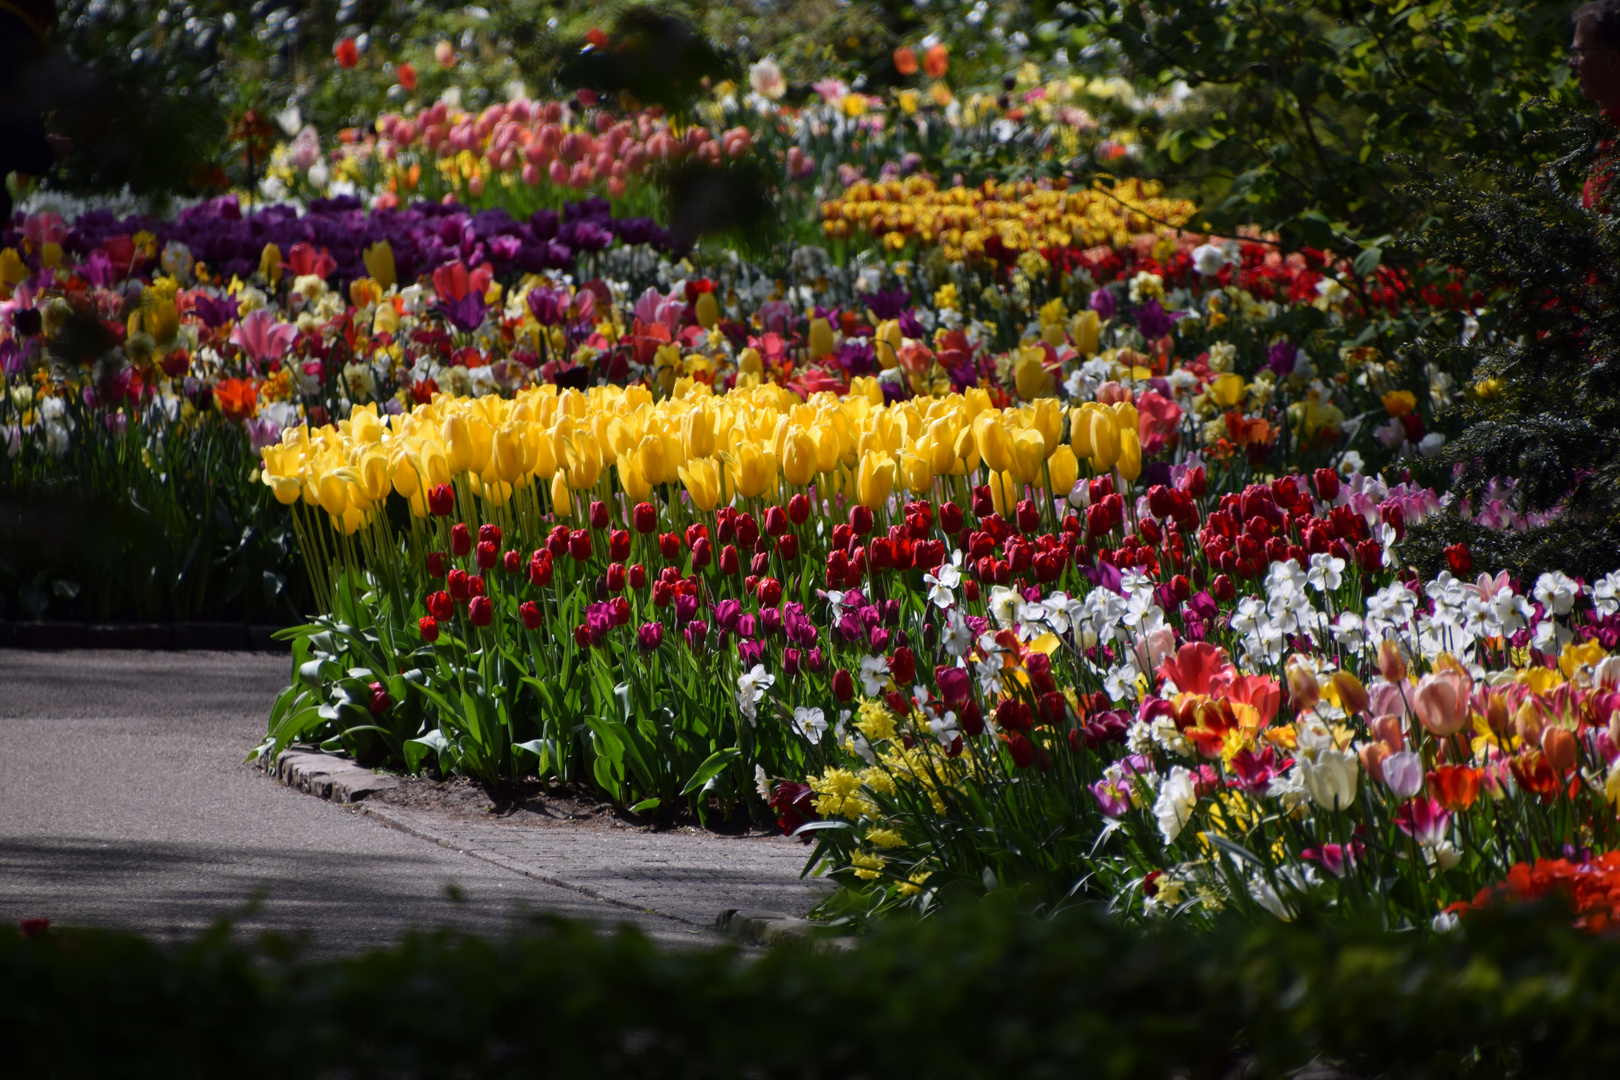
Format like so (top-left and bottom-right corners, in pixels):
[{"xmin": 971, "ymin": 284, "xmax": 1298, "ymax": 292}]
[
  {"xmin": 607, "ymin": 177, "xmax": 627, "ymax": 199},
  {"xmin": 230, "ymin": 309, "xmax": 298, "ymax": 367},
  {"xmin": 549, "ymin": 159, "xmax": 569, "ymax": 185},
  {"xmin": 568, "ymin": 161, "xmax": 593, "ymax": 189},
  {"xmin": 522, "ymin": 163, "xmax": 541, "ymax": 186},
  {"xmin": 1414, "ymin": 668, "xmax": 1472, "ymax": 736}
]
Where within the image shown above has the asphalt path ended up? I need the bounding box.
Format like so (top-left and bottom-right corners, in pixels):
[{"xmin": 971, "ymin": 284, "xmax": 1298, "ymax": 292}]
[{"xmin": 0, "ymin": 649, "xmax": 713, "ymax": 952}]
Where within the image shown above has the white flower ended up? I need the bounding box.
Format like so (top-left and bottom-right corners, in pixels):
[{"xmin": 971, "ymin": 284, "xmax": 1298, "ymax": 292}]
[
  {"xmin": 1230, "ymin": 596, "xmax": 1265, "ymax": 637},
  {"xmin": 1432, "ymin": 910, "xmax": 1460, "ymax": 933},
  {"xmin": 1332, "ymin": 611, "xmax": 1366, "ymax": 651},
  {"xmin": 975, "ymin": 651, "xmax": 1006, "ymax": 698},
  {"xmin": 1592, "ymin": 571, "xmax": 1620, "ymax": 617},
  {"xmin": 1191, "ymin": 243, "xmax": 1228, "ymax": 276},
  {"xmin": 988, "ymin": 585, "xmax": 1022, "ymax": 628},
  {"xmin": 736, "ymin": 664, "xmax": 775, "ymax": 724},
  {"xmin": 923, "ymin": 562, "xmax": 960, "ymax": 608},
  {"xmin": 858, "ymin": 655, "xmax": 891, "ymax": 697},
  {"xmin": 1265, "ymin": 558, "xmax": 1307, "ymax": 597},
  {"xmin": 942, "ymin": 607, "xmax": 974, "ymax": 658},
  {"xmin": 1122, "ymin": 591, "xmax": 1164, "ymax": 634},
  {"xmin": 1534, "ymin": 571, "xmax": 1581, "ymax": 616},
  {"xmin": 754, "ymin": 765, "xmax": 772, "ymax": 801},
  {"xmin": 1154, "ymin": 766, "xmax": 1199, "ymax": 844},
  {"xmin": 749, "ymin": 57, "xmax": 786, "ymax": 100},
  {"xmin": 1306, "ymin": 553, "xmax": 1345, "ymax": 593},
  {"xmin": 1300, "ymin": 748, "xmax": 1359, "ymax": 811},
  {"xmin": 1038, "ymin": 591, "xmax": 1080, "ymax": 635},
  {"xmin": 792, "ymin": 706, "xmax": 827, "ymax": 743}
]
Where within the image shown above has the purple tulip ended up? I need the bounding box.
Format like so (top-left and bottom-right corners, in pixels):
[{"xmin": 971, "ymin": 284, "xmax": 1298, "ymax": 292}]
[
  {"xmin": 1266, "ymin": 341, "xmax": 1298, "ymax": 376},
  {"xmin": 1089, "ymin": 287, "xmax": 1117, "ymax": 321}
]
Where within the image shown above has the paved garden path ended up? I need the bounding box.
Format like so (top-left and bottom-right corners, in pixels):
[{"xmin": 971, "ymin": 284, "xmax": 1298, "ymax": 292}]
[{"xmin": 0, "ymin": 649, "xmax": 824, "ymax": 953}]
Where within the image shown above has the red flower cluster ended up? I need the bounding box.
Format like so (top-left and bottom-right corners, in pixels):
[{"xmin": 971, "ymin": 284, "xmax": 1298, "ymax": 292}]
[{"xmin": 1465, "ymin": 852, "xmax": 1620, "ymax": 933}]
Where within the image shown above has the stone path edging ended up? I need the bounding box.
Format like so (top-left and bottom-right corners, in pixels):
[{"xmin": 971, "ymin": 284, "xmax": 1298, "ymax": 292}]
[
  {"xmin": 0, "ymin": 622, "xmax": 291, "ymax": 652},
  {"xmin": 265, "ymin": 749, "xmax": 832, "ymax": 937}
]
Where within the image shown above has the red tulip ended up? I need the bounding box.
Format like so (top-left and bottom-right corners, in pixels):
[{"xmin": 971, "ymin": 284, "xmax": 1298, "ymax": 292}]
[
  {"xmin": 468, "ymin": 596, "xmax": 492, "ymax": 627},
  {"xmin": 590, "ymin": 500, "xmax": 610, "ymax": 530},
  {"xmin": 428, "ymin": 484, "xmax": 454, "ymax": 516},
  {"xmin": 367, "ymin": 681, "xmax": 391, "ymax": 714},
  {"xmin": 519, "ymin": 601, "xmax": 543, "ymax": 630},
  {"xmin": 568, "ymin": 529, "xmax": 592, "ymax": 562},
  {"xmin": 447, "ymin": 570, "xmax": 469, "ymax": 601},
  {"xmin": 633, "ymin": 501, "xmax": 657, "ymax": 533},
  {"xmin": 335, "ymin": 37, "xmax": 359, "ymax": 69},
  {"xmin": 832, "ymin": 668, "xmax": 855, "ymax": 702},
  {"xmin": 476, "ymin": 540, "xmax": 498, "ymax": 570},
  {"xmin": 609, "ymin": 528, "xmax": 631, "ymax": 561},
  {"xmin": 628, "ymin": 563, "xmax": 646, "ymax": 589},
  {"xmin": 427, "ymin": 552, "xmax": 447, "ymax": 579},
  {"xmin": 451, "ymin": 523, "xmax": 472, "ymax": 556},
  {"xmin": 419, "ymin": 615, "xmax": 440, "ymax": 642},
  {"xmin": 503, "ymin": 550, "xmax": 521, "ymax": 575},
  {"xmin": 787, "ymin": 493, "xmax": 810, "ymax": 524},
  {"xmin": 607, "ymin": 562, "xmax": 626, "ymax": 592}
]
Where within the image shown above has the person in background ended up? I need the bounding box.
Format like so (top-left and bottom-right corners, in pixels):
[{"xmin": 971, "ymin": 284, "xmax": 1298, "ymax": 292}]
[
  {"xmin": 0, "ymin": 0, "xmax": 63, "ymax": 223},
  {"xmin": 1572, "ymin": 1, "xmax": 1620, "ymax": 210}
]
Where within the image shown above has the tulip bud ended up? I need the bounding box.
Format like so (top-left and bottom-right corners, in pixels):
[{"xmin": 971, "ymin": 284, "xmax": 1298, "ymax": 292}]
[
  {"xmin": 419, "ymin": 615, "xmax": 440, "ymax": 643},
  {"xmin": 633, "ymin": 501, "xmax": 657, "ymax": 534},
  {"xmin": 764, "ymin": 505, "xmax": 789, "ymax": 537},
  {"xmin": 659, "ymin": 532, "xmax": 682, "ymax": 561},
  {"xmin": 568, "ymin": 529, "xmax": 592, "ymax": 562},
  {"xmin": 971, "ymin": 485, "xmax": 994, "ymax": 518},
  {"xmin": 720, "ymin": 544, "xmax": 740, "ymax": 576},
  {"xmin": 690, "ymin": 536, "xmax": 712, "ymax": 569},
  {"xmin": 519, "ymin": 601, "xmax": 543, "ymax": 630},
  {"xmin": 1377, "ymin": 638, "xmax": 1407, "ymax": 684},
  {"xmin": 1287, "ymin": 661, "xmax": 1320, "ymax": 712},
  {"xmin": 1312, "ymin": 467, "xmax": 1340, "ymax": 503},
  {"xmin": 1473, "ymin": 691, "xmax": 1506, "ymax": 735},
  {"xmin": 783, "ymin": 648, "xmax": 801, "ymax": 676},
  {"xmin": 736, "ymin": 513, "xmax": 760, "ymax": 549},
  {"xmin": 787, "ymin": 493, "xmax": 810, "ymax": 524},
  {"xmin": 832, "ymin": 668, "xmax": 855, "ymax": 702},
  {"xmin": 1542, "ymin": 725, "xmax": 1578, "ymax": 772},
  {"xmin": 891, "ymin": 646, "xmax": 916, "ymax": 687},
  {"xmin": 529, "ymin": 553, "xmax": 554, "ymax": 588},
  {"xmin": 609, "ymin": 528, "xmax": 631, "ymax": 561},
  {"xmin": 427, "ymin": 552, "xmax": 447, "ymax": 579},
  {"xmin": 468, "ymin": 596, "xmax": 493, "ymax": 627},
  {"xmin": 849, "ymin": 504, "xmax": 874, "ymax": 536},
  {"xmin": 628, "ymin": 563, "xmax": 646, "ymax": 590},
  {"xmin": 368, "ymin": 682, "xmax": 392, "ymax": 715},
  {"xmin": 447, "ymin": 569, "xmax": 470, "ymax": 601},
  {"xmin": 758, "ymin": 577, "xmax": 783, "ymax": 607},
  {"xmin": 476, "ymin": 540, "xmax": 498, "ymax": 570},
  {"xmin": 1372, "ymin": 714, "xmax": 1404, "ymax": 752},
  {"xmin": 1211, "ymin": 574, "xmax": 1236, "ymax": 602},
  {"xmin": 777, "ymin": 533, "xmax": 799, "ymax": 561},
  {"xmin": 1015, "ymin": 498, "xmax": 1039, "ymax": 534},
  {"xmin": 428, "ymin": 484, "xmax": 454, "ymax": 516},
  {"xmin": 589, "ymin": 500, "xmax": 610, "ymax": 530},
  {"xmin": 1515, "ymin": 699, "xmax": 1545, "ymax": 746},
  {"xmin": 607, "ymin": 562, "xmax": 626, "ymax": 593},
  {"xmin": 1359, "ymin": 741, "xmax": 1391, "ymax": 785},
  {"xmin": 479, "ymin": 523, "xmax": 502, "ymax": 547},
  {"xmin": 451, "ymin": 523, "xmax": 472, "ymax": 556},
  {"xmin": 1331, "ymin": 671, "xmax": 1368, "ymax": 716}
]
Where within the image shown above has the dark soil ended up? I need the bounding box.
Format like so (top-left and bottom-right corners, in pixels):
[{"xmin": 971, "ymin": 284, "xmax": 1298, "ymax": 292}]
[{"xmin": 373, "ymin": 774, "xmax": 779, "ymax": 837}]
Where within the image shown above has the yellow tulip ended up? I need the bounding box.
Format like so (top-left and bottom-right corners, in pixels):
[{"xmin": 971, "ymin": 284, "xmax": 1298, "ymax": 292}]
[
  {"xmin": 849, "ymin": 376, "xmax": 884, "ymax": 406},
  {"xmin": 373, "ymin": 302, "xmax": 400, "ymax": 337},
  {"xmin": 808, "ymin": 316, "xmax": 835, "ymax": 359},
  {"xmin": 1029, "ymin": 398, "xmax": 1063, "ymax": 456},
  {"xmin": 1117, "ymin": 425, "xmax": 1142, "ymax": 485},
  {"xmin": 926, "ymin": 418, "xmax": 958, "ymax": 475},
  {"xmin": 1211, "ymin": 372, "xmax": 1246, "ymax": 410},
  {"xmin": 856, "ymin": 451, "xmax": 897, "ymax": 509},
  {"xmin": 1071, "ymin": 309, "xmax": 1100, "ymax": 356},
  {"xmin": 1089, "ymin": 408, "xmax": 1120, "ymax": 472},
  {"xmin": 259, "ymin": 243, "xmax": 283, "ymax": 284},
  {"xmin": 1048, "ymin": 444, "xmax": 1079, "ymax": 499},
  {"xmin": 874, "ymin": 320, "xmax": 903, "ymax": 368},
  {"xmin": 317, "ymin": 471, "xmax": 351, "ymax": 518},
  {"xmin": 782, "ymin": 426, "xmax": 818, "ymax": 487},
  {"xmin": 977, "ymin": 415, "xmax": 1013, "ymax": 473},
  {"xmin": 0, "ymin": 248, "xmax": 26, "ymax": 288},
  {"xmin": 617, "ymin": 453, "xmax": 652, "ymax": 502},
  {"xmin": 728, "ymin": 441, "xmax": 776, "ymax": 499},
  {"xmin": 678, "ymin": 457, "xmax": 722, "ymax": 512},
  {"xmin": 357, "ymin": 450, "xmax": 391, "ymax": 502},
  {"xmin": 900, "ymin": 451, "xmax": 933, "ymax": 494},
  {"xmin": 1111, "ymin": 399, "xmax": 1138, "ymax": 436},
  {"xmin": 147, "ymin": 296, "xmax": 180, "ymax": 346},
  {"xmin": 565, "ymin": 432, "xmax": 603, "ymax": 489},
  {"xmin": 683, "ymin": 404, "xmax": 717, "ymax": 458},
  {"xmin": 390, "ymin": 450, "xmax": 421, "ymax": 500},
  {"xmin": 363, "ymin": 241, "xmax": 397, "ymax": 290},
  {"xmin": 1014, "ymin": 347, "xmax": 1051, "ymax": 400},
  {"xmin": 694, "ymin": 291, "xmax": 719, "ymax": 329},
  {"xmin": 1070, "ymin": 404, "xmax": 1096, "ymax": 458},
  {"xmin": 988, "ymin": 470, "xmax": 1018, "ymax": 517},
  {"xmin": 1010, "ymin": 429, "xmax": 1046, "ymax": 486},
  {"xmin": 443, "ymin": 414, "xmax": 475, "ymax": 475},
  {"xmin": 349, "ymin": 277, "xmax": 383, "ymax": 310},
  {"xmin": 550, "ymin": 470, "xmax": 572, "ymax": 514},
  {"xmin": 493, "ymin": 424, "xmax": 525, "ymax": 483}
]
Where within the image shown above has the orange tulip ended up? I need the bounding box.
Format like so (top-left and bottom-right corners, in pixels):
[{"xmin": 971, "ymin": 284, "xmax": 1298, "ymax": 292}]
[
  {"xmin": 893, "ymin": 46, "xmax": 918, "ymax": 76},
  {"xmin": 1426, "ymin": 764, "xmax": 1480, "ymax": 810},
  {"xmin": 923, "ymin": 43, "xmax": 949, "ymax": 79}
]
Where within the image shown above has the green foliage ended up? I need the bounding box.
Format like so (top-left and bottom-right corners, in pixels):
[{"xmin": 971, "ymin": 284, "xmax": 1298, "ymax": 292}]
[
  {"xmin": 1400, "ymin": 112, "xmax": 1620, "ymax": 580},
  {"xmin": 1098, "ymin": 0, "xmax": 1579, "ymax": 253},
  {"xmin": 5, "ymin": 898, "xmax": 1620, "ymax": 1078}
]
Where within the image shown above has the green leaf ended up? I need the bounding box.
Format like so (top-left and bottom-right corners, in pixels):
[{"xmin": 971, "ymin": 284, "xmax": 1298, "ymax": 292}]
[
  {"xmin": 628, "ymin": 798, "xmax": 662, "ymax": 814},
  {"xmin": 680, "ymin": 747, "xmax": 742, "ymax": 796}
]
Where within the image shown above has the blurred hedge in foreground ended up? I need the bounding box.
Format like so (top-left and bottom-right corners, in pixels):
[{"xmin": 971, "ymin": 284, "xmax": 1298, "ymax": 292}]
[{"xmin": 3, "ymin": 898, "xmax": 1617, "ymax": 1079}]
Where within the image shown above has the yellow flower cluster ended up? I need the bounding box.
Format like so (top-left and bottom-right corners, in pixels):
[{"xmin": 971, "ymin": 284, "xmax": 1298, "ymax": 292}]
[
  {"xmin": 259, "ymin": 375, "xmax": 1147, "ymax": 534},
  {"xmin": 819, "ymin": 177, "xmax": 1196, "ymax": 262}
]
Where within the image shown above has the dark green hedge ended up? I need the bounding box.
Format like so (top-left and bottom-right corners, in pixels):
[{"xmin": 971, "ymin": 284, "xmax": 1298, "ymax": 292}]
[{"xmin": 1, "ymin": 900, "xmax": 1614, "ymax": 1079}]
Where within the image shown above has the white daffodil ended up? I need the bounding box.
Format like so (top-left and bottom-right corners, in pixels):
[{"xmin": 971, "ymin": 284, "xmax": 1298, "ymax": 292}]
[
  {"xmin": 1306, "ymin": 553, "xmax": 1345, "ymax": 593},
  {"xmin": 1534, "ymin": 571, "xmax": 1581, "ymax": 616},
  {"xmin": 988, "ymin": 585, "xmax": 1022, "ymax": 628},
  {"xmin": 736, "ymin": 665, "xmax": 775, "ymax": 724},
  {"xmin": 1591, "ymin": 570, "xmax": 1620, "ymax": 617},
  {"xmin": 923, "ymin": 562, "xmax": 961, "ymax": 608},
  {"xmin": 792, "ymin": 706, "xmax": 828, "ymax": 743},
  {"xmin": 1154, "ymin": 766, "xmax": 1198, "ymax": 844},
  {"xmin": 942, "ymin": 606, "xmax": 975, "ymax": 658},
  {"xmin": 858, "ymin": 654, "xmax": 891, "ymax": 696}
]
